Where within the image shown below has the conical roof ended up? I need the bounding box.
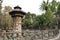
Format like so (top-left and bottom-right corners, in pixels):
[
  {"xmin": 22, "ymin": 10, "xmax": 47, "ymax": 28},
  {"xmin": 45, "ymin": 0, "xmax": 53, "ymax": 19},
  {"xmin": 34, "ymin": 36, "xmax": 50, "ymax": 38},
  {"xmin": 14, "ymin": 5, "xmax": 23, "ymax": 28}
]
[{"xmin": 9, "ymin": 6, "xmax": 26, "ymax": 17}]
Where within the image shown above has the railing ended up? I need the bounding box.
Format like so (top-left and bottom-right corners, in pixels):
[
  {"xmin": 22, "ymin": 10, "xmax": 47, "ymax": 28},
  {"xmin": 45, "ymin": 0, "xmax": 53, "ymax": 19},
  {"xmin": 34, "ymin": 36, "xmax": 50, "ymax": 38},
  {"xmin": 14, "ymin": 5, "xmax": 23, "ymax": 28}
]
[{"xmin": 0, "ymin": 29, "xmax": 59, "ymax": 40}]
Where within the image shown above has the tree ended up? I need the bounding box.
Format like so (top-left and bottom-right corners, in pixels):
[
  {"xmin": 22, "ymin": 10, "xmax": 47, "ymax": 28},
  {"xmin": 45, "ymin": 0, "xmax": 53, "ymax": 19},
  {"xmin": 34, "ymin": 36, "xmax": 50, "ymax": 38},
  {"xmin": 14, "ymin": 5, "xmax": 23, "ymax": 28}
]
[
  {"xmin": 22, "ymin": 12, "xmax": 36, "ymax": 29},
  {"xmin": 0, "ymin": 0, "xmax": 4, "ymax": 29},
  {"xmin": 40, "ymin": 0, "xmax": 57, "ymax": 29},
  {"xmin": 0, "ymin": 0, "xmax": 3, "ymax": 13},
  {"xmin": 34, "ymin": 14, "xmax": 45, "ymax": 29},
  {"xmin": 55, "ymin": 3, "xmax": 60, "ymax": 29},
  {"xmin": 0, "ymin": 5, "xmax": 13, "ymax": 30},
  {"xmin": 2, "ymin": 6, "xmax": 13, "ymax": 30},
  {"xmin": 43, "ymin": 8, "xmax": 56, "ymax": 29},
  {"xmin": 50, "ymin": 0, "xmax": 58, "ymax": 12},
  {"xmin": 40, "ymin": 0, "xmax": 58, "ymax": 13},
  {"xmin": 4, "ymin": 6, "xmax": 12, "ymax": 13},
  {"xmin": 40, "ymin": 0, "xmax": 50, "ymax": 11}
]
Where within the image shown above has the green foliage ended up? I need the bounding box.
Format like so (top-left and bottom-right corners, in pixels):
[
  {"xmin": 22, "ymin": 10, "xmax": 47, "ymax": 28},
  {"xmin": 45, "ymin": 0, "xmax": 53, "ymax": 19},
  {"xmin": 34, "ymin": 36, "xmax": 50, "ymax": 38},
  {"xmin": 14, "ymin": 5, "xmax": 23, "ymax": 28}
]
[
  {"xmin": 4, "ymin": 6, "xmax": 12, "ymax": 12},
  {"xmin": 23, "ymin": 0, "xmax": 58, "ymax": 29},
  {"xmin": 0, "ymin": 14, "xmax": 13, "ymax": 30},
  {"xmin": 56, "ymin": 3, "xmax": 60, "ymax": 15},
  {"xmin": 55, "ymin": 2, "xmax": 60, "ymax": 29},
  {"xmin": 50, "ymin": 0, "xmax": 58, "ymax": 12},
  {"xmin": 40, "ymin": 0, "xmax": 50, "ymax": 11},
  {"xmin": 2, "ymin": 6, "xmax": 13, "ymax": 30},
  {"xmin": 0, "ymin": 3, "xmax": 13, "ymax": 30},
  {"xmin": 23, "ymin": 12, "xmax": 36, "ymax": 29},
  {"xmin": 23, "ymin": 10, "xmax": 56, "ymax": 29},
  {"xmin": 0, "ymin": 0, "xmax": 3, "ymax": 13},
  {"xmin": 0, "ymin": 0, "xmax": 60, "ymax": 30},
  {"xmin": 40, "ymin": 0, "xmax": 58, "ymax": 12}
]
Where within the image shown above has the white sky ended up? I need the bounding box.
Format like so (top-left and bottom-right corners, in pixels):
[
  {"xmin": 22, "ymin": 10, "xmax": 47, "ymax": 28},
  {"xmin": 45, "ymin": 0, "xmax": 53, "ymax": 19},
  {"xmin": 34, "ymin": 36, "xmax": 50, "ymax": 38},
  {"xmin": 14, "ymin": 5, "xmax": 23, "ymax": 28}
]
[{"xmin": 2, "ymin": 0, "xmax": 60, "ymax": 15}]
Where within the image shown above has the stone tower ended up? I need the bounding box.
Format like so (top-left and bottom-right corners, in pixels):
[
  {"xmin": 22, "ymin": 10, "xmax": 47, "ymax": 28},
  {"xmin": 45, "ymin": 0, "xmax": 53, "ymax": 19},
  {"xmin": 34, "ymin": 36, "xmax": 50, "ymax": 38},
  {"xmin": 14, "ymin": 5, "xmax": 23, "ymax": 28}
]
[{"xmin": 9, "ymin": 6, "xmax": 26, "ymax": 32}]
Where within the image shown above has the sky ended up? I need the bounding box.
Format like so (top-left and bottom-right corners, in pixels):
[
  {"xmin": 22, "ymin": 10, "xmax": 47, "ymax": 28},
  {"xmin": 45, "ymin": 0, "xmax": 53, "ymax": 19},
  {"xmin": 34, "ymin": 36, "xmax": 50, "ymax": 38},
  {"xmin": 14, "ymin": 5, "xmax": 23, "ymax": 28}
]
[{"xmin": 2, "ymin": 0, "xmax": 60, "ymax": 15}]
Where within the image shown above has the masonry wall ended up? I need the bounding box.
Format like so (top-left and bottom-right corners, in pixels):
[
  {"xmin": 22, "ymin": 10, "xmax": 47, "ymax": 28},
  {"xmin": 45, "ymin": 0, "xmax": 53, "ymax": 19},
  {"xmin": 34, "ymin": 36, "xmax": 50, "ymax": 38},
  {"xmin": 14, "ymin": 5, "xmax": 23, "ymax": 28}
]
[
  {"xmin": 0, "ymin": 29, "xmax": 59, "ymax": 40},
  {"xmin": 13, "ymin": 16, "xmax": 22, "ymax": 32}
]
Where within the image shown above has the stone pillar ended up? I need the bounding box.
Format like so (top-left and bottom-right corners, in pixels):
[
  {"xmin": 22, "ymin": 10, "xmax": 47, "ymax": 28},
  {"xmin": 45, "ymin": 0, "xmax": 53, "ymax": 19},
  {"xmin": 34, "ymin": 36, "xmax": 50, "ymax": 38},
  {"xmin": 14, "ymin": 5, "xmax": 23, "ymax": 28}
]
[
  {"xmin": 13, "ymin": 17, "xmax": 22, "ymax": 32},
  {"xmin": 9, "ymin": 6, "xmax": 26, "ymax": 33}
]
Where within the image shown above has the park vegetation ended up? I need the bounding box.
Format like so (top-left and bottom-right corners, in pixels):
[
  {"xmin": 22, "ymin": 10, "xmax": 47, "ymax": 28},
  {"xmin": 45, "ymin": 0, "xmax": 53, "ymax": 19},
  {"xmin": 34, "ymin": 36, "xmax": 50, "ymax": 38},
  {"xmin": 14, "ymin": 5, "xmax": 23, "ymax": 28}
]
[
  {"xmin": 0, "ymin": 0, "xmax": 60, "ymax": 30},
  {"xmin": 23, "ymin": 0, "xmax": 60, "ymax": 30}
]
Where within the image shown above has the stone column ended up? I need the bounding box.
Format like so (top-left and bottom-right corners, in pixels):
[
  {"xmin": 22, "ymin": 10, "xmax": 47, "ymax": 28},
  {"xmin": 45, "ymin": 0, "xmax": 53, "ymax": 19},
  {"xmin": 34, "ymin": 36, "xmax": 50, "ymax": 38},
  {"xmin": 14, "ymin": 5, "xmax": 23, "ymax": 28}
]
[
  {"xmin": 14, "ymin": 17, "xmax": 22, "ymax": 32},
  {"xmin": 9, "ymin": 6, "xmax": 26, "ymax": 33}
]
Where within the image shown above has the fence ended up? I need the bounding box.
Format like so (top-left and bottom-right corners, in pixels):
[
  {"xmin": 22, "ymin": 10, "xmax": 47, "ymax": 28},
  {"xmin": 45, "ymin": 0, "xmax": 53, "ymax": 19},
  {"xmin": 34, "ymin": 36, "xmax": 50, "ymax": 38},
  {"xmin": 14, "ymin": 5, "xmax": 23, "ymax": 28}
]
[{"xmin": 0, "ymin": 29, "xmax": 59, "ymax": 40}]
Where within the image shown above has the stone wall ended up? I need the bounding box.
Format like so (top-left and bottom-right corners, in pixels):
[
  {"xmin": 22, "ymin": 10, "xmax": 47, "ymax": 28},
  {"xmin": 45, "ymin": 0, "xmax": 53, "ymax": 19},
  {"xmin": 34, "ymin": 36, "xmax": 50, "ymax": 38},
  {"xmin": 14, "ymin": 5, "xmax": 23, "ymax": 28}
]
[
  {"xmin": 0, "ymin": 29, "xmax": 59, "ymax": 40},
  {"xmin": 22, "ymin": 29, "xmax": 59, "ymax": 40}
]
